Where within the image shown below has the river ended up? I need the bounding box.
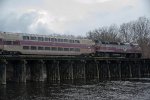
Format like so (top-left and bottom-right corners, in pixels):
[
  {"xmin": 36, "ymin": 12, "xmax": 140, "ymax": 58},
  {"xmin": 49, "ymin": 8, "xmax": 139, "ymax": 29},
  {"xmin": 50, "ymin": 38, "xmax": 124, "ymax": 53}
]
[{"xmin": 1, "ymin": 79, "xmax": 150, "ymax": 100}]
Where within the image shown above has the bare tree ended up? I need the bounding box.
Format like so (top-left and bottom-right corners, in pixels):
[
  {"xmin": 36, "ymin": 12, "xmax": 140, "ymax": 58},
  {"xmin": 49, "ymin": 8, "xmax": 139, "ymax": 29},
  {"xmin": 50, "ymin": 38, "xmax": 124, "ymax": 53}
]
[
  {"xmin": 107, "ymin": 25, "xmax": 120, "ymax": 42},
  {"xmin": 119, "ymin": 22, "xmax": 134, "ymax": 42},
  {"xmin": 86, "ymin": 25, "xmax": 121, "ymax": 42},
  {"xmin": 134, "ymin": 17, "xmax": 150, "ymax": 57}
]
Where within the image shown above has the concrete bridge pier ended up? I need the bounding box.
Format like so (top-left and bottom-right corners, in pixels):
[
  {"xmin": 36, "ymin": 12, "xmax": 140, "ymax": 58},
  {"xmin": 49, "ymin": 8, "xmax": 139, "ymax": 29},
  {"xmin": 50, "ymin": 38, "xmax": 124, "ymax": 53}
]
[
  {"xmin": 109, "ymin": 61, "xmax": 120, "ymax": 79},
  {"xmin": 121, "ymin": 61, "xmax": 129, "ymax": 78},
  {"xmin": 58, "ymin": 61, "xmax": 74, "ymax": 80},
  {"xmin": 0, "ymin": 60, "xmax": 7, "ymax": 85},
  {"xmin": 118, "ymin": 61, "xmax": 122, "ymax": 79},
  {"xmin": 99, "ymin": 61, "xmax": 108, "ymax": 79},
  {"xmin": 86, "ymin": 61, "xmax": 98, "ymax": 80},
  {"xmin": 13, "ymin": 60, "xmax": 27, "ymax": 82},
  {"xmin": 109, "ymin": 61, "xmax": 122, "ymax": 79},
  {"xmin": 46, "ymin": 61, "xmax": 60, "ymax": 81},
  {"xmin": 95, "ymin": 61, "xmax": 100, "ymax": 80},
  {"xmin": 138, "ymin": 62, "xmax": 141, "ymax": 78},
  {"xmin": 46, "ymin": 61, "xmax": 52, "ymax": 81},
  {"xmin": 140, "ymin": 61, "xmax": 148, "ymax": 78},
  {"xmin": 129, "ymin": 62, "xmax": 133, "ymax": 78},
  {"xmin": 54, "ymin": 61, "xmax": 60, "ymax": 81},
  {"xmin": 59, "ymin": 61, "xmax": 70, "ymax": 80},
  {"xmin": 73, "ymin": 60, "xmax": 86, "ymax": 81},
  {"xmin": 107, "ymin": 61, "xmax": 111, "ymax": 79},
  {"xmin": 68, "ymin": 61, "xmax": 74, "ymax": 80},
  {"xmin": 130, "ymin": 61, "xmax": 140, "ymax": 78},
  {"xmin": 81, "ymin": 60, "xmax": 86, "ymax": 81},
  {"xmin": 30, "ymin": 60, "xmax": 44, "ymax": 82}
]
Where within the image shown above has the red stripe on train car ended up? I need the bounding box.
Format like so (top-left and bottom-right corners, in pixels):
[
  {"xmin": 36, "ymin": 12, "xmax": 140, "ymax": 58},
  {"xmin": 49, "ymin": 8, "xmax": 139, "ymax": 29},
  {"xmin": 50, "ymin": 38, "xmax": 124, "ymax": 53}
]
[{"xmin": 20, "ymin": 40, "xmax": 94, "ymax": 49}]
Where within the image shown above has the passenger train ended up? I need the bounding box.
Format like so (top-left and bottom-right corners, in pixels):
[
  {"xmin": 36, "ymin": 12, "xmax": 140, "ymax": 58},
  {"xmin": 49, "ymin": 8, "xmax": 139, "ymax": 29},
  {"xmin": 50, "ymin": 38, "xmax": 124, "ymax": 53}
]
[{"xmin": 0, "ymin": 32, "xmax": 142, "ymax": 58}]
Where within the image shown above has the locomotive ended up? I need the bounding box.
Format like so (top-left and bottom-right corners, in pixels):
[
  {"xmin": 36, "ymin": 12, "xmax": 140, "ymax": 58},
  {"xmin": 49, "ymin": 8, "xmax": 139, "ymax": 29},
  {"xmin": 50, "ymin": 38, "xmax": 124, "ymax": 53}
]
[{"xmin": 0, "ymin": 32, "xmax": 142, "ymax": 58}]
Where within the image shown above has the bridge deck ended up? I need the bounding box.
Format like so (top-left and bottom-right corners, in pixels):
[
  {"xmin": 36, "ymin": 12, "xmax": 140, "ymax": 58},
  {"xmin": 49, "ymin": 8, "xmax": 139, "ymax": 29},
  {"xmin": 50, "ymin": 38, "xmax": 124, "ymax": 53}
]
[{"xmin": 0, "ymin": 55, "xmax": 149, "ymax": 61}]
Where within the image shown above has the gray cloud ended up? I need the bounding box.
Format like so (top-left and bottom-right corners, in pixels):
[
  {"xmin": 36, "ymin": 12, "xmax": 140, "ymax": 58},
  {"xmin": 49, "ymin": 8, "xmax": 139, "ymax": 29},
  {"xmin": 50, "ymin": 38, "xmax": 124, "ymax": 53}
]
[
  {"xmin": 0, "ymin": 11, "xmax": 53, "ymax": 34},
  {"xmin": 145, "ymin": 0, "xmax": 150, "ymax": 12}
]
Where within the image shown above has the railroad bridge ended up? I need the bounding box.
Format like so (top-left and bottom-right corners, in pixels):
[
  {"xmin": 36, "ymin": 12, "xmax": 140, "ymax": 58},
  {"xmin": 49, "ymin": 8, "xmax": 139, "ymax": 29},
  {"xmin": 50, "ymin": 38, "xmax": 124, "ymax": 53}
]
[{"xmin": 0, "ymin": 55, "xmax": 150, "ymax": 85}]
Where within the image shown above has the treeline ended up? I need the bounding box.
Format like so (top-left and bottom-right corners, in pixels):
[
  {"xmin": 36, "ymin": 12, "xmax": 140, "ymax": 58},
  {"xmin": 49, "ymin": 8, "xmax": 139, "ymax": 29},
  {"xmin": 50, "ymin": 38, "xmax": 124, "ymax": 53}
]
[{"xmin": 86, "ymin": 17, "xmax": 150, "ymax": 58}]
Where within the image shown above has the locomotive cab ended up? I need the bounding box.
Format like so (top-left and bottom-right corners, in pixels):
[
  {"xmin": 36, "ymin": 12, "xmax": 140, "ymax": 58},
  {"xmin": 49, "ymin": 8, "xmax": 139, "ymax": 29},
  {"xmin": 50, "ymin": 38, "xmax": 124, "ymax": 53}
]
[{"xmin": 94, "ymin": 40, "xmax": 142, "ymax": 58}]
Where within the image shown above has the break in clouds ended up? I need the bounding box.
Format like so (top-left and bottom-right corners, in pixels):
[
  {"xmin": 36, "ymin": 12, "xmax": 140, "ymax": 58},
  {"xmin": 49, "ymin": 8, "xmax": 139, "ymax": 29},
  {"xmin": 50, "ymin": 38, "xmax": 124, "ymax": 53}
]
[{"xmin": 0, "ymin": 0, "xmax": 150, "ymax": 35}]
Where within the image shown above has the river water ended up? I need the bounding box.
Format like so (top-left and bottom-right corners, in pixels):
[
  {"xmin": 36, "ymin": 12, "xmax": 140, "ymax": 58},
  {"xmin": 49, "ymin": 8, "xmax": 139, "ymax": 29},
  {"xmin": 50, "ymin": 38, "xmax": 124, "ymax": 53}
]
[{"xmin": 1, "ymin": 79, "xmax": 150, "ymax": 100}]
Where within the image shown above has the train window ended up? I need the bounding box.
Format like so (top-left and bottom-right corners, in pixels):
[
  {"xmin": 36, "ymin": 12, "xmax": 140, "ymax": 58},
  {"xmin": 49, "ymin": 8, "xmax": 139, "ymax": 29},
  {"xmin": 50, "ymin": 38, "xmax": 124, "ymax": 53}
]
[
  {"xmin": 38, "ymin": 37, "xmax": 44, "ymax": 41},
  {"xmin": 95, "ymin": 40, "xmax": 99, "ymax": 43},
  {"xmin": 13, "ymin": 41, "xmax": 20, "ymax": 45},
  {"xmin": 38, "ymin": 47, "xmax": 44, "ymax": 50},
  {"xmin": 5, "ymin": 41, "xmax": 12, "ymax": 45},
  {"xmin": 120, "ymin": 43, "xmax": 125, "ymax": 45},
  {"xmin": 58, "ymin": 47, "xmax": 63, "ymax": 51},
  {"xmin": 60, "ymin": 39, "xmax": 63, "ymax": 42},
  {"xmin": 124, "ymin": 43, "xmax": 130, "ymax": 45},
  {"xmin": 55, "ymin": 38, "xmax": 57, "ymax": 42},
  {"xmin": 51, "ymin": 38, "xmax": 57, "ymax": 42},
  {"xmin": 45, "ymin": 47, "xmax": 50, "ymax": 50},
  {"xmin": 51, "ymin": 38, "xmax": 55, "ymax": 42},
  {"xmin": 31, "ymin": 46, "xmax": 37, "ymax": 50},
  {"xmin": 0, "ymin": 39, "xmax": 2, "ymax": 44},
  {"xmin": 69, "ymin": 40, "xmax": 71, "ymax": 43},
  {"xmin": 69, "ymin": 40, "xmax": 74, "ymax": 43},
  {"xmin": 109, "ymin": 42, "xmax": 118, "ymax": 45},
  {"xmin": 23, "ymin": 36, "xmax": 29, "ymax": 40},
  {"xmin": 58, "ymin": 39, "xmax": 61, "ymax": 42},
  {"xmin": 64, "ymin": 48, "xmax": 69, "ymax": 51},
  {"xmin": 101, "ymin": 41, "xmax": 109, "ymax": 44},
  {"xmin": 75, "ymin": 48, "xmax": 80, "ymax": 52},
  {"xmin": 64, "ymin": 39, "xmax": 68, "ymax": 42},
  {"xmin": 23, "ymin": 46, "xmax": 29, "ymax": 50},
  {"xmin": 52, "ymin": 47, "xmax": 57, "ymax": 51},
  {"xmin": 101, "ymin": 41, "xmax": 105, "ymax": 44},
  {"xmin": 45, "ymin": 38, "xmax": 50, "ymax": 41},
  {"xmin": 105, "ymin": 42, "xmax": 109, "ymax": 44},
  {"xmin": 70, "ymin": 48, "xmax": 74, "ymax": 51},
  {"xmin": 130, "ymin": 43, "xmax": 133, "ymax": 46},
  {"xmin": 75, "ymin": 40, "xmax": 80, "ymax": 43},
  {"xmin": 30, "ymin": 36, "xmax": 37, "ymax": 40}
]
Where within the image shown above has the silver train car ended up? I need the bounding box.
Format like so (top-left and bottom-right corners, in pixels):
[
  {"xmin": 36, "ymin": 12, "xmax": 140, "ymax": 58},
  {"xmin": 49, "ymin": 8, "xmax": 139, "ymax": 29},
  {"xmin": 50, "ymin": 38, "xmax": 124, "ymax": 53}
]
[{"xmin": 0, "ymin": 32, "xmax": 95, "ymax": 56}]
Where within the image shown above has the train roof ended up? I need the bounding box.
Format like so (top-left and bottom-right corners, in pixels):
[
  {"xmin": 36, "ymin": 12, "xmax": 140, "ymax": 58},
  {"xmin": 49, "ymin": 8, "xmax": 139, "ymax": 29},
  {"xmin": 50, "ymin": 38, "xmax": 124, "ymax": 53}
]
[
  {"xmin": 95, "ymin": 40, "xmax": 139, "ymax": 46},
  {"xmin": 0, "ymin": 31, "xmax": 85, "ymax": 40}
]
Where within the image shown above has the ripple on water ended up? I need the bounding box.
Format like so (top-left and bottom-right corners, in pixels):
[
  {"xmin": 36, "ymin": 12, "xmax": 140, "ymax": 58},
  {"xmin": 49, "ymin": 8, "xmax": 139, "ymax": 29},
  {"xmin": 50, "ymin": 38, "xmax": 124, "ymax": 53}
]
[{"xmin": 1, "ymin": 80, "xmax": 150, "ymax": 100}]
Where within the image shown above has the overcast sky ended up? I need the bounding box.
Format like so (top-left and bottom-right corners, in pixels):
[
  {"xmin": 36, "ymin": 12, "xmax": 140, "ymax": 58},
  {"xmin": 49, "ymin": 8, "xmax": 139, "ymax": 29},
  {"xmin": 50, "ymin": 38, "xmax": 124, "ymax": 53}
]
[{"xmin": 0, "ymin": 0, "xmax": 150, "ymax": 36}]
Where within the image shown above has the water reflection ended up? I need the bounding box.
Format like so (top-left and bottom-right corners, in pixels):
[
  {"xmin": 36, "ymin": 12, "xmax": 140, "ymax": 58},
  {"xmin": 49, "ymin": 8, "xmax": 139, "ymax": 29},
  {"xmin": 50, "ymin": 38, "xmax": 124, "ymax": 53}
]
[{"xmin": 1, "ymin": 79, "xmax": 150, "ymax": 100}]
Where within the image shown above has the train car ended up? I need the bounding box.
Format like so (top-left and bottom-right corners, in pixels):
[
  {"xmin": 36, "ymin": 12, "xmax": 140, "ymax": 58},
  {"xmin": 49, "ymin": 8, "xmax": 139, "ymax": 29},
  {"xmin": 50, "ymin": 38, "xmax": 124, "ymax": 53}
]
[
  {"xmin": 0, "ymin": 32, "xmax": 22, "ymax": 54},
  {"xmin": 95, "ymin": 40, "xmax": 142, "ymax": 58},
  {"xmin": 0, "ymin": 32, "xmax": 95, "ymax": 56}
]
